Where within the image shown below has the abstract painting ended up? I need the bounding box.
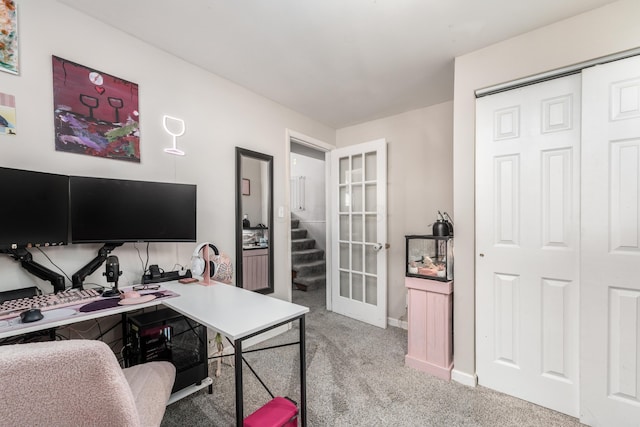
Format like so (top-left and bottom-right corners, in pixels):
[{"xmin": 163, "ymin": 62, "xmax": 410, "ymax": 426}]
[
  {"xmin": 0, "ymin": 0, "xmax": 18, "ymax": 75},
  {"xmin": 0, "ymin": 92, "xmax": 16, "ymax": 135},
  {"xmin": 52, "ymin": 56, "xmax": 140, "ymax": 162}
]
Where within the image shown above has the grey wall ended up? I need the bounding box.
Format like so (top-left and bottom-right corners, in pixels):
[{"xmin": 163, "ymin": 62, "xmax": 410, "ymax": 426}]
[
  {"xmin": 0, "ymin": 0, "xmax": 335, "ymax": 301},
  {"xmin": 336, "ymin": 101, "xmax": 454, "ymax": 324}
]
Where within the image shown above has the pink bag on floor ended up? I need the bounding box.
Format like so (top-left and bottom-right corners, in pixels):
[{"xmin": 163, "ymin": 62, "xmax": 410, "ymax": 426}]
[{"xmin": 243, "ymin": 396, "xmax": 298, "ymax": 427}]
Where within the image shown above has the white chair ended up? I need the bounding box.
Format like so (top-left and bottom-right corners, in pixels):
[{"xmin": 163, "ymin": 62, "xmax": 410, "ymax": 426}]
[{"xmin": 0, "ymin": 339, "xmax": 176, "ymax": 427}]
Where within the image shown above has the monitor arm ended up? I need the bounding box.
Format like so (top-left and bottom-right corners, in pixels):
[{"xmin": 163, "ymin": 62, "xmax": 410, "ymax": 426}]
[
  {"xmin": 71, "ymin": 243, "xmax": 123, "ymax": 289},
  {"xmin": 4, "ymin": 249, "xmax": 66, "ymax": 292}
]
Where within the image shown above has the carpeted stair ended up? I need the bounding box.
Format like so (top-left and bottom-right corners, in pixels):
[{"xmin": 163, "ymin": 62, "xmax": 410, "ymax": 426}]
[{"xmin": 291, "ymin": 216, "xmax": 325, "ymax": 291}]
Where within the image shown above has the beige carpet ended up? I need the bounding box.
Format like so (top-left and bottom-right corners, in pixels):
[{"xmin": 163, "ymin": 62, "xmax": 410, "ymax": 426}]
[{"xmin": 162, "ymin": 287, "xmax": 584, "ymax": 426}]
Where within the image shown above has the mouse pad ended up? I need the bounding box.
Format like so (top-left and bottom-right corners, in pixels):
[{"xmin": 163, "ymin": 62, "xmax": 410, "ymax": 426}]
[
  {"xmin": 79, "ymin": 291, "xmax": 173, "ymax": 313},
  {"xmin": 117, "ymin": 294, "xmax": 156, "ymax": 305}
]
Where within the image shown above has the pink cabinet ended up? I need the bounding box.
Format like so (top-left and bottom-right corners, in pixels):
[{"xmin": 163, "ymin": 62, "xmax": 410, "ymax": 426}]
[
  {"xmin": 405, "ymin": 277, "xmax": 453, "ymax": 381},
  {"xmin": 242, "ymin": 248, "xmax": 269, "ymax": 291}
]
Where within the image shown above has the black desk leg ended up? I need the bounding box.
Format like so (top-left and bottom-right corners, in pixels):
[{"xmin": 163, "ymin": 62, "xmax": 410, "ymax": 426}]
[
  {"xmin": 121, "ymin": 313, "xmax": 129, "ymax": 367},
  {"xmin": 235, "ymin": 338, "xmax": 243, "ymax": 427},
  {"xmin": 300, "ymin": 315, "xmax": 307, "ymax": 426}
]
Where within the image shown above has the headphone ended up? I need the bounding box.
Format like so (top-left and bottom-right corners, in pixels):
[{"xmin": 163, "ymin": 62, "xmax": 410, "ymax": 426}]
[{"xmin": 191, "ymin": 242, "xmax": 219, "ymax": 277}]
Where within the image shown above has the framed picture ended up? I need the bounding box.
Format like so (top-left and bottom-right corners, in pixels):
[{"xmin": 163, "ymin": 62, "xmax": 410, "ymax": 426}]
[
  {"xmin": 0, "ymin": 1, "xmax": 18, "ymax": 75},
  {"xmin": 0, "ymin": 92, "xmax": 16, "ymax": 135},
  {"xmin": 242, "ymin": 178, "xmax": 250, "ymax": 195},
  {"xmin": 52, "ymin": 55, "xmax": 140, "ymax": 162}
]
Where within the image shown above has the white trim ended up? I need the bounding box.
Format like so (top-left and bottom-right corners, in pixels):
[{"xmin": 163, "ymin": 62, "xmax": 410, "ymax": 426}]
[
  {"xmin": 452, "ymin": 369, "xmax": 478, "ymax": 387},
  {"xmin": 285, "ymin": 129, "xmax": 334, "ymax": 310},
  {"xmin": 324, "ymin": 150, "xmax": 332, "ymax": 311},
  {"xmin": 387, "ymin": 317, "xmax": 407, "ymax": 330},
  {"xmin": 288, "ymin": 129, "xmax": 333, "ymax": 152},
  {"xmin": 242, "ymin": 324, "xmax": 290, "ymax": 347}
]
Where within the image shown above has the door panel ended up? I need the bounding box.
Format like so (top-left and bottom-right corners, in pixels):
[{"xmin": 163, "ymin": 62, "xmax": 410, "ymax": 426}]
[
  {"xmin": 331, "ymin": 139, "xmax": 387, "ymax": 328},
  {"xmin": 476, "ymin": 75, "xmax": 581, "ymax": 416},
  {"xmin": 581, "ymin": 55, "xmax": 640, "ymax": 427}
]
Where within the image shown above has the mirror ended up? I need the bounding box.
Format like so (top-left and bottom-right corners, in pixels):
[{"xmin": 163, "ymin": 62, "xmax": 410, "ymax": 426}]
[{"xmin": 235, "ymin": 147, "xmax": 274, "ymax": 294}]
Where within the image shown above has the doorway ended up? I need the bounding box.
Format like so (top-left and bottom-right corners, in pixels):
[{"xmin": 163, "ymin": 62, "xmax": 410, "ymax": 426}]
[
  {"xmin": 287, "ymin": 131, "xmax": 331, "ymax": 311},
  {"xmin": 287, "ymin": 132, "xmax": 389, "ymax": 329}
]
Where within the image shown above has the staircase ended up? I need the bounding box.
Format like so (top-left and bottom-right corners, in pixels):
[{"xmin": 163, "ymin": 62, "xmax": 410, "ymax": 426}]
[{"xmin": 291, "ymin": 215, "xmax": 326, "ymax": 291}]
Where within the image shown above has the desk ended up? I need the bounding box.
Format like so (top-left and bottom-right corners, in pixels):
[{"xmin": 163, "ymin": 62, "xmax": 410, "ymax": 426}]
[
  {"xmin": 0, "ymin": 281, "xmax": 309, "ymax": 427},
  {"xmin": 162, "ymin": 282, "xmax": 309, "ymax": 426},
  {"xmin": 0, "ymin": 294, "xmax": 164, "ymax": 339}
]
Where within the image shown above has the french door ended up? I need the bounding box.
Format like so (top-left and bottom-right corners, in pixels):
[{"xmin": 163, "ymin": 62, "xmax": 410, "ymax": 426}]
[{"xmin": 330, "ymin": 139, "xmax": 388, "ymax": 328}]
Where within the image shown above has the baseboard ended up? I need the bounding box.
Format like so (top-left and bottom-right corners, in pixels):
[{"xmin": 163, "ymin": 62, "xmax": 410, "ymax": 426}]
[
  {"xmin": 207, "ymin": 324, "xmax": 289, "ymax": 355},
  {"xmin": 451, "ymin": 369, "xmax": 478, "ymax": 387},
  {"xmin": 243, "ymin": 324, "xmax": 290, "ymax": 348},
  {"xmin": 387, "ymin": 317, "xmax": 408, "ymax": 330}
]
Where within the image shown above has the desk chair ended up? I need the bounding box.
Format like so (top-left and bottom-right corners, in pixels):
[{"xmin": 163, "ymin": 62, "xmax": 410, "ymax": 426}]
[{"xmin": 0, "ymin": 339, "xmax": 176, "ymax": 427}]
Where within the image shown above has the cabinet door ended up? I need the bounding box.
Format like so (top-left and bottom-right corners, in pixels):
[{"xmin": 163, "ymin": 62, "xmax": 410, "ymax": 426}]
[{"xmin": 242, "ymin": 250, "xmax": 269, "ymax": 291}]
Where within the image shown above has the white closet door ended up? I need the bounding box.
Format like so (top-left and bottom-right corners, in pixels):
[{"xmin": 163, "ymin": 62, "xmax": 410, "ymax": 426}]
[
  {"xmin": 476, "ymin": 75, "xmax": 581, "ymax": 416},
  {"xmin": 581, "ymin": 55, "xmax": 640, "ymax": 427}
]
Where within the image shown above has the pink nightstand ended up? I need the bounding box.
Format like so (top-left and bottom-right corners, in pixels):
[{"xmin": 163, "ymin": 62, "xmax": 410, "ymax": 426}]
[{"xmin": 405, "ymin": 277, "xmax": 453, "ymax": 380}]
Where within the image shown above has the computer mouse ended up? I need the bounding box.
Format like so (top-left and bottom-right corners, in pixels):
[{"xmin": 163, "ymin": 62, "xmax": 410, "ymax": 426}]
[{"xmin": 20, "ymin": 308, "xmax": 44, "ymax": 323}]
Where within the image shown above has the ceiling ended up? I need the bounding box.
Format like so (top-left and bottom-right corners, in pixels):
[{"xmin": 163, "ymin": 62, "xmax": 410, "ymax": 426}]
[{"xmin": 59, "ymin": 0, "xmax": 617, "ymax": 128}]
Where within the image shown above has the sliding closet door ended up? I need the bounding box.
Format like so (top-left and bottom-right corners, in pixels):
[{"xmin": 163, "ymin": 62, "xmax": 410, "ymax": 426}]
[
  {"xmin": 581, "ymin": 55, "xmax": 640, "ymax": 426},
  {"xmin": 476, "ymin": 75, "xmax": 581, "ymax": 416}
]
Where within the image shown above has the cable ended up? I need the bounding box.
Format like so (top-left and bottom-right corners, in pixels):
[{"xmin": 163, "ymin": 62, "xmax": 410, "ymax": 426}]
[
  {"xmin": 82, "ymin": 282, "xmax": 105, "ymax": 291},
  {"xmin": 134, "ymin": 243, "xmax": 146, "ymax": 273},
  {"xmin": 145, "ymin": 243, "xmax": 150, "ymax": 274},
  {"xmin": 36, "ymin": 247, "xmax": 72, "ymax": 285}
]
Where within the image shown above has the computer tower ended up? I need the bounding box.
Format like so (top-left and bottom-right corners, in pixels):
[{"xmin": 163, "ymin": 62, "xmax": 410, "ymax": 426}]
[{"xmin": 126, "ymin": 307, "xmax": 208, "ymax": 393}]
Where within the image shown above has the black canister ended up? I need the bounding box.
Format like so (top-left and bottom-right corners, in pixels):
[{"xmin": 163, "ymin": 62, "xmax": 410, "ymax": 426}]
[{"xmin": 432, "ymin": 219, "xmax": 450, "ymax": 236}]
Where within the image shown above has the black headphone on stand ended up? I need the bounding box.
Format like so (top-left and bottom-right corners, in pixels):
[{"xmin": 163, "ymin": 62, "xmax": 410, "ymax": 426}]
[{"xmin": 191, "ymin": 242, "xmax": 219, "ymax": 277}]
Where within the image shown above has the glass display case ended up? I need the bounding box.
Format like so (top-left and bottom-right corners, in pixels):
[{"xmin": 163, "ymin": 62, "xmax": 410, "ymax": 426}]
[{"xmin": 405, "ymin": 235, "xmax": 453, "ymax": 282}]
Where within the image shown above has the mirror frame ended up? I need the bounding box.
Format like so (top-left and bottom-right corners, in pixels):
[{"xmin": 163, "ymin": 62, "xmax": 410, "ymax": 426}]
[{"xmin": 235, "ymin": 147, "xmax": 274, "ymax": 294}]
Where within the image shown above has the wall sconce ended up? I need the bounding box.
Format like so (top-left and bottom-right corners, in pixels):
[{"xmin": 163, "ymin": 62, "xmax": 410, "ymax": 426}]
[{"xmin": 162, "ymin": 114, "xmax": 185, "ymax": 156}]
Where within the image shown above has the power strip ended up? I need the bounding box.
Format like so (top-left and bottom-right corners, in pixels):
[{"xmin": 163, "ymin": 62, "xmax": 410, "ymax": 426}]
[{"xmin": 141, "ymin": 269, "xmax": 192, "ymax": 284}]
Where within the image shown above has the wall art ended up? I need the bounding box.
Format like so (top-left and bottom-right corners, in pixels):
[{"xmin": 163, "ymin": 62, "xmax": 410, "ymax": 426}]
[
  {"xmin": 52, "ymin": 55, "xmax": 140, "ymax": 162},
  {"xmin": 0, "ymin": 92, "xmax": 16, "ymax": 135},
  {"xmin": 0, "ymin": 0, "xmax": 18, "ymax": 75},
  {"xmin": 242, "ymin": 178, "xmax": 250, "ymax": 195}
]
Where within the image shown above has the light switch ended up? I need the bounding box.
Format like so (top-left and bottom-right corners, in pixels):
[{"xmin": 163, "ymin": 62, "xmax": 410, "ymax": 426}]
[{"xmin": 278, "ymin": 206, "xmax": 285, "ymax": 218}]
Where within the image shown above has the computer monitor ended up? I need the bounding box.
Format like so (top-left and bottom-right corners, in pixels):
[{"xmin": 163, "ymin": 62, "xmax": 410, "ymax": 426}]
[
  {"xmin": 69, "ymin": 176, "xmax": 197, "ymax": 244},
  {"xmin": 0, "ymin": 167, "xmax": 69, "ymax": 251}
]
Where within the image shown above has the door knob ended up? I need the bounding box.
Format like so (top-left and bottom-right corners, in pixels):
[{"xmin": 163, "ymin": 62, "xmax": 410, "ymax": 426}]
[{"xmin": 373, "ymin": 243, "xmax": 390, "ymax": 252}]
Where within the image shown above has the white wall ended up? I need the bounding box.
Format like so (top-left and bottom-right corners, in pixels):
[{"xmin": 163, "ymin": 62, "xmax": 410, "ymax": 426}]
[
  {"xmin": 290, "ymin": 153, "xmax": 326, "ymax": 252},
  {"xmin": 336, "ymin": 101, "xmax": 454, "ymax": 322},
  {"xmin": 0, "ymin": 0, "xmax": 334, "ymax": 301},
  {"xmin": 452, "ymin": 0, "xmax": 640, "ymax": 380}
]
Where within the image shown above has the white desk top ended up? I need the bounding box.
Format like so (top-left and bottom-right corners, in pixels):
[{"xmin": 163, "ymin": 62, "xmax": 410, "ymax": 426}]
[
  {"xmin": 161, "ymin": 281, "xmax": 309, "ymax": 341},
  {"xmin": 0, "ymin": 282, "xmax": 309, "ymax": 341}
]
